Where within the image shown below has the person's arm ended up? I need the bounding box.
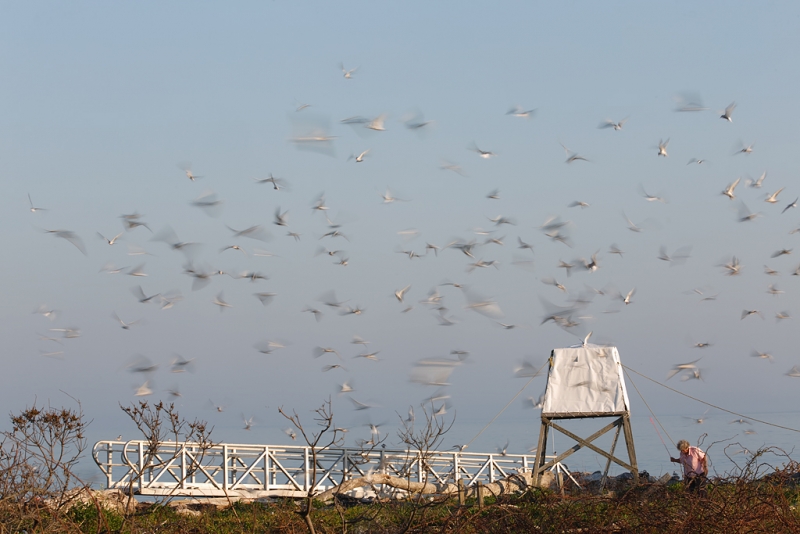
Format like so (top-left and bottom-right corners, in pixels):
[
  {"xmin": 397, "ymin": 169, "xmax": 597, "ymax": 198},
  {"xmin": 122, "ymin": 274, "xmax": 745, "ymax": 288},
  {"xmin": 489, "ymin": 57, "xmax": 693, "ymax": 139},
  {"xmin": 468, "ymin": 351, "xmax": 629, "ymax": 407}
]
[{"xmin": 701, "ymin": 453, "xmax": 708, "ymax": 475}]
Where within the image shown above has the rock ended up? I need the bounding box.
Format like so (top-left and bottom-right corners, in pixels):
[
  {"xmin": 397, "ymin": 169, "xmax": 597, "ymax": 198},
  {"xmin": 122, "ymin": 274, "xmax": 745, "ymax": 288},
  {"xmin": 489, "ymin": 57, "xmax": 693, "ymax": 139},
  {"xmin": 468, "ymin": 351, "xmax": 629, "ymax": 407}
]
[
  {"xmin": 167, "ymin": 497, "xmax": 252, "ymax": 511},
  {"xmin": 585, "ymin": 471, "xmax": 603, "ymax": 482},
  {"xmin": 45, "ymin": 488, "xmax": 135, "ymax": 515},
  {"xmin": 174, "ymin": 507, "xmax": 201, "ymax": 517}
]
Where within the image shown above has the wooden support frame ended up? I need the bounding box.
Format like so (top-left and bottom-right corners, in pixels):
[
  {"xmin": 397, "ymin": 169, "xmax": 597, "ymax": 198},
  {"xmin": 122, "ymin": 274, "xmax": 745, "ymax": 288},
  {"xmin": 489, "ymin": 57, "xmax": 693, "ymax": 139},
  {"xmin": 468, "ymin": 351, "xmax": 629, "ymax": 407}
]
[{"xmin": 533, "ymin": 413, "xmax": 638, "ymax": 487}]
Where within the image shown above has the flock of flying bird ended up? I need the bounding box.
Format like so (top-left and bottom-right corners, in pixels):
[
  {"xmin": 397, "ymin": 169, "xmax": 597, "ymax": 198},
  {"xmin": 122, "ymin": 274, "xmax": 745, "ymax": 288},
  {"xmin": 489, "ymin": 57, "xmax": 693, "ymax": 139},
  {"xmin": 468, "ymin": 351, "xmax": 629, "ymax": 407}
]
[{"xmin": 23, "ymin": 64, "xmax": 800, "ymax": 453}]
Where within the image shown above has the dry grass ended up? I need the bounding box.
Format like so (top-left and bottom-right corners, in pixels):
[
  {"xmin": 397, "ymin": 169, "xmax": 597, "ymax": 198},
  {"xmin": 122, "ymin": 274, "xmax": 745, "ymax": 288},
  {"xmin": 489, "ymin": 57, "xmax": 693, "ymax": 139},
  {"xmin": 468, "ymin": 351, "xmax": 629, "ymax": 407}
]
[{"xmin": 3, "ymin": 458, "xmax": 800, "ymax": 534}]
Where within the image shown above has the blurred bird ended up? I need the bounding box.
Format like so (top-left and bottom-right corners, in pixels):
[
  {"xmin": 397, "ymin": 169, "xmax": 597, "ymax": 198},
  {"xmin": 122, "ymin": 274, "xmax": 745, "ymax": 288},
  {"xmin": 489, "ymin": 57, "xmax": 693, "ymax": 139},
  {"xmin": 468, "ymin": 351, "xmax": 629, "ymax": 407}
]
[
  {"xmin": 134, "ymin": 381, "xmax": 153, "ymax": 397},
  {"xmin": 273, "ymin": 207, "xmax": 289, "ymax": 226},
  {"xmin": 657, "ymin": 139, "xmax": 669, "ymax": 157},
  {"xmin": 560, "ymin": 142, "xmax": 588, "ymax": 163},
  {"xmin": 354, "ymin": 351, "xmax": 380, "ymax": 361},
  {"xmin": 580, "ymin": 252, "xmax": 600, "ymax": 273},
  {"xmin": 722, "ymin": 178, "xmax": 741, "ymax": 200},
  {"xmin": 640, "ymin": 186, "xmax": 667, "ymax": 203},
  {"xmin": 242, "ymin": 415, "xmax": 255, "ymax": 431},
  {"xmin": 213, "ymin": 292, "xmax": 232, "ymax": 312},
  {"xmin": 751, "ymin": 350, "xmax": 774, "ymax": 363},
  {"xmin": 506, "ymin": 105, "xmax": 536, "ymax": 118},
  {"xmin": 44, "ymin": 229, "xmax": 87, "ymax": 255},
  {"xmin": 302, "ymin": 307, "xmax": 323, "ymax": 321},
  {"xmin": 233, "ymin": 270, "xmax": 268, "ymax": 282},
  {"xmin": 152, "ymin": 226, "xmax": 202, "ymax": 259},
  {"xmin": 97, "ymin": 232, "xmax": 123, "ymax": 245},
  {"xmin": 380, "ymin": 188, "xmax": 408, "ymax": 203},
  {"xmin": 349, "ymin": 149, "xmax": 370, "ymax": 162},
  {"xmin": 395, "ymin": 285, "xmax": 411, "ymax": 303},
  {"xmin": 227, "ymin": 224, "xmax": 271, "ymax": 242},
  {"xmin": 190, "ymin": 191, "xmax": 223, "ymax": 217},
  {"xmin": 179, "ymin": 163, "xmax": 202, "ymax": 181},
  {"xmin": 131, "ymin": 285, "xmax": 160, "ymax": 304},
  {"xmin": 497, "ymin": 439, "xmax": 510, "ymax": 456},
  {"xmin": 746, "ymin": 172, "xmax": 766, "ymax": 188},
  {"xmin": 737, "ymin": 202, "xmax": 762, "ymax": 222},
  {"xmin": 402, "ymin": 110, "xmax": 433, "ymax": 130},
  {"xmin": 121, "ymin": 212, "xmax": 152, "ymax": 232},
  {"xmin": 514, "ymin": 358, "xmax": 545, "ymax": 378},
  {"xmin": 220, "ymin": 244, "xmax": 246, "ymax": 255},
  {"xmin": 674, "ymin": 92, "xmax": 707, "ymax": 112},
  {"xmin": 658, "ymin": 245, "xmax": 692, "ymax": 266},
  {"xmin": 440, "ymin": 160, "xmax": 467, "ymax": 176},
  {"xmin": 126, "ymin": 263, "xmax": 147, "ymax": 277},
  {"xmin": 768, "ymin": 284, "xmax": 784, "ymax": 297},
  {"xmin": 622, "ymin": 288, "xmax": 636, "ymax": 305},
  {"xmin": 720, "ymin": 102, "xmax": 736, "ymax": 122},
  {"xmin": 765, "ymin": 188, "xmax": 784, "ymax": 204},
  {"xmin": 49, "ymin": 327, "xmax": 81, "ymax": 339},
  {"xmin": 253, "ymin": 292, "xmax": 276, "ymax": 306},
  {"xmin": 623, "ymin": 213, "xmax": 643, "ymax": 233},
  {"xmin": 127, "ymin": 354, "xmax": 158, "ymax": 374},
  {"xmin": 253, "ymin": 174, "xmax": 288, "ymax": 190},
  {"xmin": 722, "ymin": 256, "xmax": 741, "ymax": 276},
  {"xmin": 349, "ymin": 397, "xmax": 375, "ymax": 411},
  {"xmin": 170, "ymin": 354, "xmax": 195, "ymax": 373},
  {"xmin": 684, "ymin": 409, "xmax": 710, "ymax": 424},
  {"xmin": 667, "ymin": 359, "xmax": 701, "ymax": 380},
  {"xmin": 28, "ymin": 194, "xmax": 47, "ymax": 212},
  {"xmin": 112, "ymin": 312, "xmax": 140, "ymax": 330},
  {"xmin": 253, "ymin": 340, "xmax": 285, "ymax": 355},
  {"xmin": 313, "ymin": 346, "xmax": 342, "ymax": 360},
  {"xmin": 34, "ymin": 305, "xmax": 60, "ymax": 321},
  {"xmin": 517, "ymin": 237, "xmax": 534, "ymax": 253},
  {"xmin": 366, "ymin": 114, "xmax": 387, "ymax": 131},
  {"xmin": 470, "ymin": 143, "xmax": 497, "ymax": 159},
  {"xmin": 340, "ymin": 63, "xmax": 358, "ymax": 78},
  {"xmin": 599, "ymin": 118, "xmax": 627, "ymax": 130},
  {"xmin": 525, "ymin": 394, "xmax": 545, "ymax": 409}
]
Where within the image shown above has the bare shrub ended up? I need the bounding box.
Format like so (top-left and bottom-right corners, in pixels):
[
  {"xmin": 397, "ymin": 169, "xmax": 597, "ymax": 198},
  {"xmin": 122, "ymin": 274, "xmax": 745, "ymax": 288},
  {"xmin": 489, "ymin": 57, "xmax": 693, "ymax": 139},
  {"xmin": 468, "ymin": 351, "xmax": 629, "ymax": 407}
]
[{"xmin": 279, "ymin": 397, "xmax": 346, "ymax": 534}]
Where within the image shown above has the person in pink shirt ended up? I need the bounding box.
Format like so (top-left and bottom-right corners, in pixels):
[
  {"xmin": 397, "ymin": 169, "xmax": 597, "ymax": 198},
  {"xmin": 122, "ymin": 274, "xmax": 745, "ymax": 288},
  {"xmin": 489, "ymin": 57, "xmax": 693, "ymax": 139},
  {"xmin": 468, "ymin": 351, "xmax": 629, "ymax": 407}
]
[{"xmin": 670, "ymin": 439, "xmax": 708, "ymax": 495}]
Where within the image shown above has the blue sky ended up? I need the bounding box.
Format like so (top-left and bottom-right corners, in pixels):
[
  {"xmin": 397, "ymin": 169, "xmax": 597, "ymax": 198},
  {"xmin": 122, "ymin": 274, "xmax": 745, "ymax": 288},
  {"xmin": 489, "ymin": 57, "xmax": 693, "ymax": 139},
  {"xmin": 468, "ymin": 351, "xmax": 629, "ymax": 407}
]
[{"xmin": 2, "ymin": 1, "xmax": 799, "ymax": 461}]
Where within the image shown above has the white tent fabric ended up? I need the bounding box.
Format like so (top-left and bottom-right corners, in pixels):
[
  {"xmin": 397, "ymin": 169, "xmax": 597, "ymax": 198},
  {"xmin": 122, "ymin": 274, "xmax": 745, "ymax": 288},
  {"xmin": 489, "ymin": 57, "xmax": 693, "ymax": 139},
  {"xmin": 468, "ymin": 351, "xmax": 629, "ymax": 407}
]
[{"xmin": 542, "ymin": 345, "xmax": 631, "ymax": 415}]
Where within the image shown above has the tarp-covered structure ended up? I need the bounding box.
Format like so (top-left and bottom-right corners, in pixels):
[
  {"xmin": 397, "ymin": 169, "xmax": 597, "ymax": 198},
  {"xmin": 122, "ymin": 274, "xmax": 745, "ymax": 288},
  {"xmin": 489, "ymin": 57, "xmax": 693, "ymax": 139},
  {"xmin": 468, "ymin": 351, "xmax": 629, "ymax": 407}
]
[
  {"xmin": 542, "ymin": 345, "xmax": 631, "ymax": 416},
  {"xmin": 534, "ymin": 344, "xmax": 639, "ymax": 487}
]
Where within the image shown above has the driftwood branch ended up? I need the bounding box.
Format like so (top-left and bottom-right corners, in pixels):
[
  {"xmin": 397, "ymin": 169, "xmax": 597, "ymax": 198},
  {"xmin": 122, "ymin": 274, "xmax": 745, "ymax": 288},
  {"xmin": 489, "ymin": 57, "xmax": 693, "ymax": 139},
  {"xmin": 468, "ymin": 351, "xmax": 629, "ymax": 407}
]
[{"xmin": 315, "ymin": 470, "xmax": 553, "ymax": 502}]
